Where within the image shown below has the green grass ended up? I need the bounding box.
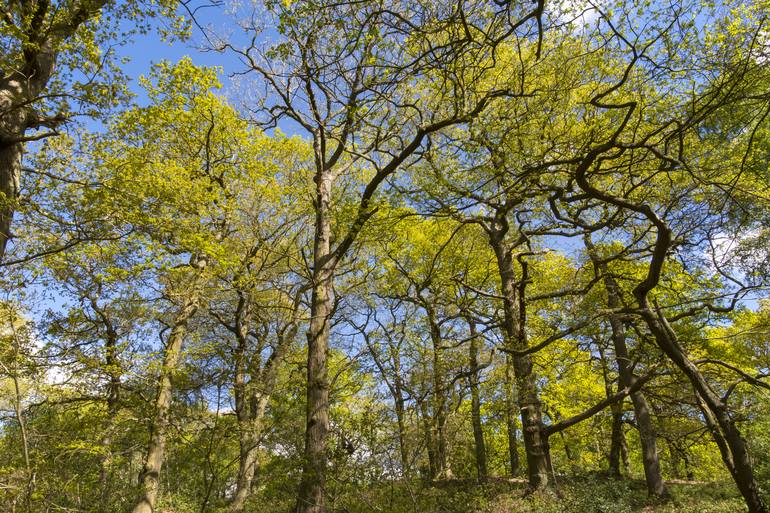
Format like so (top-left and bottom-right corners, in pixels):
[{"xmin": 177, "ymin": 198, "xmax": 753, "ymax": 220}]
[{"xmin": 322, "ymin": 477, "xmax": 747, "ymax": 513}]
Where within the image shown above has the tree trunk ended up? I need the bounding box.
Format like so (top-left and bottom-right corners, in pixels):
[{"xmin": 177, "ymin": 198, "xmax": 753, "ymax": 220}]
[
  {"xmin": 696, "ymin": 388, "xmax": 736, "ymax": 475},
  {"xmin": 608, "ymin": 308, "xmax": 667, "ymax": 497},
  {"xmin": 576, "ymin": 159, "xmax": 766, "ymax": 513},
  {"xmin": 296, "ymin": 167, "xmax": 334, "ymax": 513},
  {"xmin": 504, "ymin": 354, "xmax": 520, "ymax": 476},
  {"xmin": 598, "ymin": 343, "xmax": 624, "ymax": 478},
  {"xmin": 365, "ymin": 331, "xmax": 410, "ymax": 476},
  {"xmin": 639, "ymin": 303, "xmax": 766, "ymax": 513},
  {"xmin": 468, "ymin": 320, "xmax": 488, "ymax": 481},
  {"xmin": 490, "ymin": 232, "xmax": 549, "ymax": 489},
  {"xmin": 0, "ymin": 79, "xmax": 27, "ymax": 262},
  {"xmin": 426, "ymin": 305, "xmax": 449, "ymax": 479},
  {"xmin": 630, "ymin": 387, "xmax": 667, "ymax": 496},
  {"xmin": 394, "ymin": 395, "xmax": 409, "ymax": 476},
  {"xmin": 668, "ymin": 440, "xmax": 683, "ymax": 479},
  {"xmin": 620, "ymin": 428, "xmax": 631, "ymax": 475},
  {"xmin": 419, "ymin": 392, "xmax": 437, "ymax": 480},
  {"xmin": 229, "ymin": 295, "xmax": 260, "ymax": 513},
  {"xmin": 392, "ymin": 357, "xmax": 410, "ymax": 477},
  {"xmin": 6, "ymin": 310, "xmax": 33, "ymax": 511},
  {"xmin": 0, "ymin": 141, "xmax": 21, "ymax": 260},
  {"xmin": 230, "ymin": 306, "xmax": 253, "ymax": 512},
  {"xmin": 559, "ymin": 430, "xmax": 576, "ymax": 465},
  {"xmin": 0, "ymin": 54, "xmax": 58, "ymax": 262},
  {"xmin": 230, "ymin": 393, "xmax": 269, "ymax": 512},
  {"xmin": 99, "ymin": 324, "xmax": 122, "ymax": 510},
  {"xmin": 608, "ymin": 403, "xmax": 624, "ymax": 478},
  {"xmin": 131, "ymin": 267, "xmax": 203, "ymax": 513},
  {"xmin": 589, "ymin": 244, "xmax": 667, "ymax": 497},
  {"xmin": 230, "ymin": 293, "xmax": 300, "ymax": 512}
]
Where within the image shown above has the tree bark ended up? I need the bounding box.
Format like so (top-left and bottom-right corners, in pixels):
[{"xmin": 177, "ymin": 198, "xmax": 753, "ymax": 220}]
[
  {"xmin": 98, "ymin": 306, "xmax": 122, "ymax": 510},
  {"xmin": 620, "ymin": 428, "xmax": 631, "ymax": 475},
  {"xmin": 0, "ymin": 14, "xmax": 94, "ymax": 261},
  {"xmin": 426, "ymin": 305, "xmax": 449, "ymax": 479},
  {"xmin": 608, "ymin": 402, "xmax": 624, "ymax": 478},
  {"xmin": 392, "ymin": 358, "xmax": 410, "ymax": 477},
  {"xmin": 607, "ymin": 295, "xmax": 667, "ymax": 497},
  {"xmin": 131, "ymin": 264, "xmax": 203, "ymax": 513},
  {"xmin": 230, "ymin": 296, "xmax": 255, "ymax": 513},
  {"xmin": 489, "ymin": 227, "xmax": 549, "ymax": 489},
  {"xmin": 575, "ymin": 151, "xmax": 766, "ymax": 513},
  {"xmin": 229, "ymin": 293, "xmax": 262, "ymax": 513},
  {"xmin": 296, "ymin": 166, "xmax": 333, "ymax": 513},
  {"xmin": 230, "ymin": 392, "xmax": 269, "ymax": 512},
  {"xmin": 468, "ymin": 320, "xmax": 488, "ymax": 481},
  {"xmin": 587, "ymin": 241, "xmax": 667, "ymax": 496},
  {"xmin": 598, "ymin": 343, "xmax": 624, "ymax": 478},
  {"xmin": 419, "ymin": 394, "xmax": 437, "ymax": 481},
  {"xmin": 0, "ymin": 141, "xmax": 21, "ymax": 259},
  {"xmin": 504, "ymin": 354, "xmax": 520, "ymax": 476},
  {"xmin": 0, "ymin": 72, "xmax": 35, "ymax": 262},
  {"xmin": 668, "ymin": 440, "xmax": 683, "ymax": 479},
  {"xmin": 363, "ymin": 328, "xmax": 410, "ymax": 476}
]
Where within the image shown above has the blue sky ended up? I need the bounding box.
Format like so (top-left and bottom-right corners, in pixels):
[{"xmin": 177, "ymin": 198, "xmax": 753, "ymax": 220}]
[
  {"xmin": 114, "ymin": 10, "xmax": 247, "ymax": 107},
  {"xmin": 111, "ymin": 9, "xmax": 308, "ymax": 138}
]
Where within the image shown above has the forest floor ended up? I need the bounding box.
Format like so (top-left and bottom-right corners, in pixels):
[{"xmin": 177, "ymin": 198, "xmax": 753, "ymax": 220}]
[{"xmin": 328, "ymin": 475, "xmax": 750, "ymax": 513}]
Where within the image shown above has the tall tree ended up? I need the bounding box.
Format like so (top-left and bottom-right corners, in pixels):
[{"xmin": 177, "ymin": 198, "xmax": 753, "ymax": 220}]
[{"xmin": 214, "ymin": 1, "xmax": 544, "ymax": 510}]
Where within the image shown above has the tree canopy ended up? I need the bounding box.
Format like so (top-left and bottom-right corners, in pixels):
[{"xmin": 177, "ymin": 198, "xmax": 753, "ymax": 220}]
[{"xmin": 0, "ymin": 1, "xmax": 769, "ymax": 512}]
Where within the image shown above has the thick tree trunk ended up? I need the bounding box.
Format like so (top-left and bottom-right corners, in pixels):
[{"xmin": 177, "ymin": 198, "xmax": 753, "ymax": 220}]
[
  {"xmin": 0, "ymin": 141, "xmax": 21, "ymax": 260},
  {"xmin": 296, "ymin": 169, "xmax": 334, "ymax": 513},
  {"xmin": 608, "ymin": 306, "xmax": 667, "ymax": 497},
  {"xmin": 504, "ymin": 354, "xmax": 520, "ymax": 476},
  {"xmin": 426, "ymin": 306, "xmax": 449, "ymax": 479},
  {"xmin": 608, "ymin": 403, "xmax": 624, "ymax": 478},
  {"xmin": 0, "ymin": 79, "xmax": 28, "ymax": 263},
  {"xmin": 131, "ymin": 277, "xmax": 201, "ymax": 513},
  {"xmin": 0, "ymin": 52, "xmax": 58, "ymax": 262},
  {"xmin": 468, "ymin": 321, "xmax": 487, "ymax": 481},
  {"xmin": 490, "ymin": 234, "xmax": 549, "ymax": 489},
  {"xmin": 420, "ymin": 394, "xmax": 438, "ymax": 480},
  {"xmin": 630, "ymin": 388, "xmax": 666, "ymax": 496}
]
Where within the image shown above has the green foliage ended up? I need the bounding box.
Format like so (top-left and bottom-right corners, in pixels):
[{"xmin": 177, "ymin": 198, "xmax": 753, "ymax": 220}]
[{"xmin": 1, "ymin": 1, "xmax": 769, "ymax": 512}]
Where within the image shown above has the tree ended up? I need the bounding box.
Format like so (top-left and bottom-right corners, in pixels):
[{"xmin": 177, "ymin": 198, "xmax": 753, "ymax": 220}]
[
  {"xmin": 585, "ymin": 237, "xmax": 668, "ymax": 497},
  {"xmin": 0, "ymin": 0, "xmax": 184, "ymax": 261},
  {"xmin": 210, "ymin": 1, "xmax": 544, "ymax": 510}
]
